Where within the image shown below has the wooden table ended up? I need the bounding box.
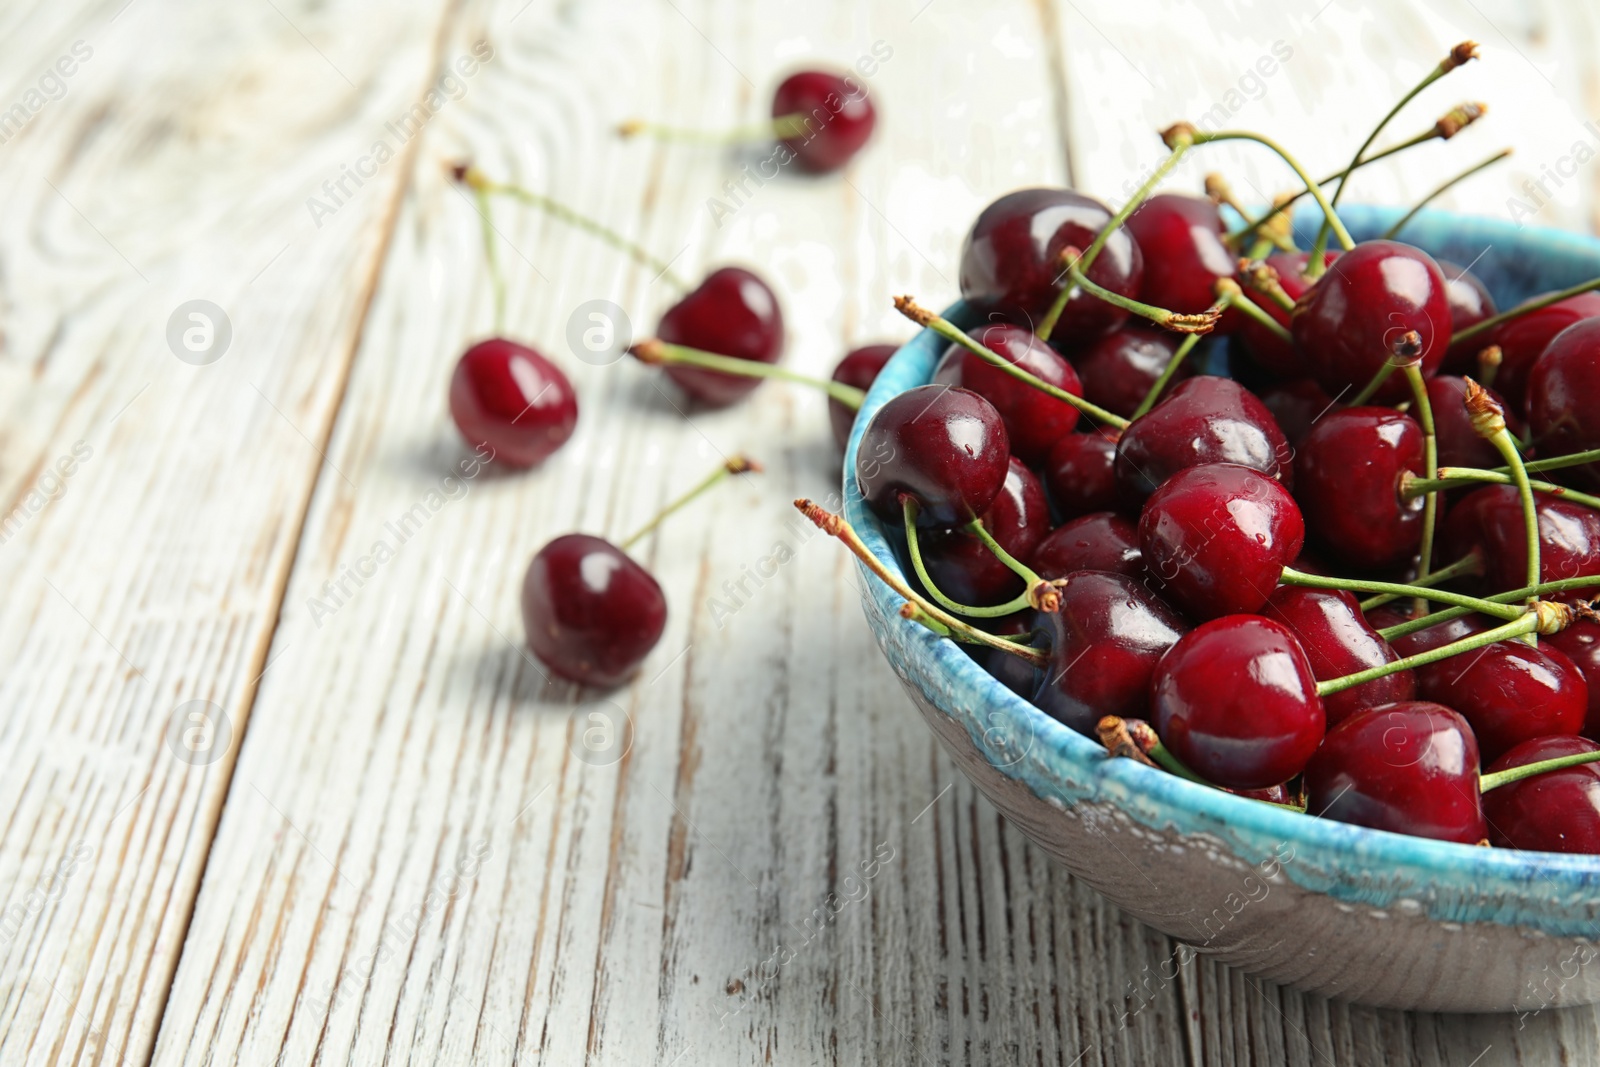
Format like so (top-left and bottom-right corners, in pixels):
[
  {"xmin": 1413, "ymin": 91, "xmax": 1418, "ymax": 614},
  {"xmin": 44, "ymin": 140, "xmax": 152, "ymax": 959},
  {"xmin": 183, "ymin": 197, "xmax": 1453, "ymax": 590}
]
[{"xmin": 3, "ymin": 0, "xmax": 1599, "ymax": 1062}]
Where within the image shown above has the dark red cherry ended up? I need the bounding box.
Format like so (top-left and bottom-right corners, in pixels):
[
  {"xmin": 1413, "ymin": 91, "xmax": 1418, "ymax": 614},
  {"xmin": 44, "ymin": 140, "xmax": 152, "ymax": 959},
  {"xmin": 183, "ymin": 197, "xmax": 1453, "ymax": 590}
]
[
  {"xmin": 1042, "ymin": 429, "xmax": 1123, "ymax": 521},
  {"xmin": 1294, "ymin": 406, "xmax": 1425, "ymax": 571},
  {"xmin": 1436, "ymin": 486, "xmax": 1600, "ymax": 601},
  {"xmin": 1528, "ymin": 317, "xmax": 1600, "ymax": 488},
  {"xmin": 449, "ymin": 338, "xmax": 579, "ymax": 468},
  {"xmin": 829, "ymin": 343, "xmax": 897, "ymax": 450},
  {"xmin": 856, "ymin": 385, "xmax": 1010, "ymax": 527},
  {"xmin": 1291, "ymin": 240, "xmax": 1450, "ymax": 404},
  {"xmin": 1483, "ymin": 735, "xmax": 1600, "ymax": 853},
  {"xmin": 1067, "ymin": 326, "xmax": 1188, "ymax": 419},
  {"xmin": 1436, "ymin": 260, "xmax": 1497, "ymax": 374},
  {"xmin": 932, "ymin": 324, "xmax": 1083, "ymax": 464},
  {"xmin": 771, "ymin": 70, "xmax": 877, "ymax": 173},
  {"xmin": 1235, "ymin": 250, "xmax": 1339, "ymax": 378},
  {"xmin": 657, "ymin": 267, "xmax": 784, "ymax": 406},
  {"xmin": 1547, "ymin": 619, "xmax": 1600, "ymax": 739},
  {"xmin": 1033, "ymin": 570, "xmax": 1187, "ymax": 734},
  {"xmin": 1261, "ymin": 587, "xmax": 1414, "ymax": 727},
  {"xmin": 1303, "ymin": 702, "xmax": 1486, "ymax": 844},
  {"xmin": 959, "ymin": 188, "xmax": 1144, "ymax": 339},
  {"xmin": 1258, "ymin": 378, "xmax": 1334, "ymax": 450},
  {"xmin": 1115, "ymin": 376, "xmax": 1293, "ymax": 499},
  {"xmin": 1385, "ymin": 611, "xmax": 1490, "ymax": 659},
  {"xmin": 919, "ymin": 459, "xmax": 1050, "ymax": 606},
  {"xmin": 1428, "ymin": 375, "xmax": 1522, "ymax": 470},
  {"xmin": 1032, "ymin": 512, "xmax": 1142, "ymax": 580},
  {"xmin": 522, "ymin": 534, "xmax": 667, "ymax": 688},
  {"xmin": 1122, "ymin": 193, "xmax": 1235, "ymax": 323},
  {"xmin": 1481, "ymin": 291, "xmax": 1600, "ymax": 413},
  {"xmin": 1139, "ymin": 463, "xmax": 1305, "ymax": 620},
  {"xmin": 1151, "ymin": 615, "xmax": 1324, "ymax": 789},
  {"xmin": 1415, "ymin": 638, "xmax": 1587, "ymax": 762}
]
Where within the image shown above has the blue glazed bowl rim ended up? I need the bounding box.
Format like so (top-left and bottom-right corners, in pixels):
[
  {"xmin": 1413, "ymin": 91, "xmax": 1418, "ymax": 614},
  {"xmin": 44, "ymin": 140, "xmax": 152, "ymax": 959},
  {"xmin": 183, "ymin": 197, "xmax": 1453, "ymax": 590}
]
[{"xmin": 842, "ymin": 203, "xmax": 1600, "ymax": 909}]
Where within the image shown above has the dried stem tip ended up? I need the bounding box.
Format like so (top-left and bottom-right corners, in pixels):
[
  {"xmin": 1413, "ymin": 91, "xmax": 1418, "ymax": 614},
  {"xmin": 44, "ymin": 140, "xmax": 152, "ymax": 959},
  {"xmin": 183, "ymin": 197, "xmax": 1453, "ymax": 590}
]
[
  {"xmin": 725, "ymin": 455, "xmax": 762, "ymax": 475},
  {"xmin": 892, "ymin": 294, "xmax": 938, "ymax": 327},
  {"xmin": 1097, "ymin": 716, "xmax": 1158, "ymax": 768},
  {"xmin": 1027, "ymin": 578, "xmax": 1066, "ymax": 614},
  {"xmin": 448, "ymin": 161, "xmax": 488, "ymax": 189},
  {"xmin": 1445, "ymin": 41, "xmax": 1481, "ymax": 72},
  {"xmin": 1536, "ymin": 600, "xmax": 1576, "ymax": 636},
  {"xmin": 616, "ymin": 118, "xmax": 646, "ymax": 138},
  {"xmin": 1161, "ymin": 122, "xmax": 1197, "ymax": 149},
  {"xmin": 1203, "ymin": 172, "xmax": 1233, "ymax": 205},
  {"xmin": 1436, "ymin": 101, "xmax": 1487, "ymax": 139},
  {"xmin": 794, "ymin": 498, "xmax": 843, "ymax": 536},
  {"xmin": 628, "ymin": 339, "xmax": 666, "ymax": 364},
  {"xmin": 1462, "ymin": 376, "xmax": 1508, "ymax": 438},
  {"xmin": 1390, "ymin": 329, "xmax": 1425, "ymax": 361},
  {"xmin": 1478, "ymin": 345, "xmax": 1503, "ymax": 371}
]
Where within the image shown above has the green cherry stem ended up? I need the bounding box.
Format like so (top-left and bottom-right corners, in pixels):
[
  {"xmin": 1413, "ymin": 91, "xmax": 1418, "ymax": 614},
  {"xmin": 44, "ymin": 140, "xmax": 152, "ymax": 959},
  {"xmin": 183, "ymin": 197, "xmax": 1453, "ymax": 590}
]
[
  {"xmin": 1318, "ymin": 610, "xmax": 1543, "ymax": 697},
  {"xmin": 620, "ymin": 455, "xmax": 760, "ymax": 550},
  {"xmin": 893, "ymin": 296, "xmax": 1131, "ymax": 430},
  {"xmin": 1223, "ymin": 278, "xmax": 1294, "ymax": 343},
  {"xmin": 472, "ymin": 185, "xmax": 507, "ymax": 334},
  {"xmin": 1279, "ymin": 566, "xmax": 1524, "ymax": 621},
  {"xmin": 1480, "ymin": 749, "xmax": 1600, "ymax": 792},
  {"xmin": 1381, "ymin": 148, "xmax": 1513, "ymax": 241},
  {"xmin": 1453, "ymin": 274, "xmax": 1600, "ymax": 346},
  {"xmin": 1473, "ymin": 446, "xmax": 1600, "ymax": 478},
  {"xmin": 1061, "ymin": 248, "xmax": 1224, "ymax": 334},
  {"xmin": 901, "ymin": 499, "xmax": 1036, "ymax": 618},
  {"xmin": 1359, "ymin": 549, "xmax": 1484, "ymax": 610},
  {"xmin": 1376, "ymin": 578, "xmax": 1600, "ymax": 641},
  {"xmin": 1405, "ymin": 362, "xmax": 1441, "ymax": 615},
  {"xmin": 1130, "ymin": 281, "xmax": 1240, "ymax": 418},
  {"xmin": 1466, "ymin": 379, "xmax": 1541, "ymax": 636},
  {"xmin": 1347, "ymin": 362, "xmax": 1397, "ymax": 407},
  {"xmin": 1404, "ymin": 469, "xmax": 1600, "ymax": 510},
  {"xmin": 629, "ymin": 339, "xmax": 866, "ymax": 407},
  {"xmin": 1236, "ymin": 260, "xmax": 1298, "ymax": 315},
  {"xmin": 1187, "ymin": 127, "xmax": 1355, "ymax": 252},
  {"xmin": 617, "ymin": 113, "xmax": 813, "ymax": 144}
]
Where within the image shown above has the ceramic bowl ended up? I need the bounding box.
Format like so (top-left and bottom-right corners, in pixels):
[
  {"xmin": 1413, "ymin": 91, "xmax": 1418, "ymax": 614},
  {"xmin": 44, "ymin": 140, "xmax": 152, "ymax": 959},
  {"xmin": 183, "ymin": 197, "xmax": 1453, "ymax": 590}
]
[{"xmin": 843, "ymin": 204, "xmax": 1600, "ymax": 1013}]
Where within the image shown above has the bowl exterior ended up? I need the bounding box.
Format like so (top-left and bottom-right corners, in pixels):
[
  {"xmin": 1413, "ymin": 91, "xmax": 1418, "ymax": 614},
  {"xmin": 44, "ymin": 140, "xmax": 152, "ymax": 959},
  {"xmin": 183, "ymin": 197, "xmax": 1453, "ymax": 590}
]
[{"xmin": 843, "ymin": 205, "xmax": 1600, "ymax": 1012}]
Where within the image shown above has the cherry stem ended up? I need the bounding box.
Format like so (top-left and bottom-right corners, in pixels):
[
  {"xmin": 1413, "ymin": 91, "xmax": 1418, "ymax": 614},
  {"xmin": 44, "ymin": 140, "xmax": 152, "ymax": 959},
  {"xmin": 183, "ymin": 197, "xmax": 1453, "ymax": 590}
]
[
  {"xmin": 1061, "ymin": 248, "xmax": 1223, "ymax": 334},
  {"xmin": 1376, "ymin": 578, "xmax": 1600, "ymax": 640},
  {"xmin": 1223, "ymin": 278, "xmax": 1293, "ymax": 343},
  {"xmin": 1453, "ymin": 446, "xmax": 1600, "ymax": 479},
  {"xmin": 1318, "ymin": 610, "xmax": 1542, "ymax": 697},
  {"xmin": 1476, "ymin": 344, "xmax": 1502, "ymax": 389},
  {"xmin": 1404, "ymin": 363, "xmax": 1441, "ymax": 615},
  {"xmin": 616, "ymin": 112, "xmax": 813, "ymax": 145},
  {"xmin": 901, "ymin": 498, "xmax": 1040, "ymax": 619},
  {"xmin": 1280, "ymin": 566, "xmax": 1524, "ymax": 621},
  {"xmin": 793, "ymin": 499, "xmax": 1049, "ymax": 667},
  {"xmin": 892, "ymin": 296, "xmax": 1131, "ymax": 431},
  {"xmin": 1097, "ymin": 715, "xmax": 1159, "ymax": 768},
  {"xmin": 629, "ymin": 339, "xmax": 866, "ymax": 407},
  {"xmin": 1347, "ymin": 363, "xmax": 1397, "ymax": 407},
  {"xmin": 1188, "ymin": 129, "xmax": 1355, "ymax": 252},
  {"xmin": 1453, "ymin": 274, "xmax": 1600, "ymax": 347},
  {"xmin": 453, "ymin": 163, "xmax": 690, "ymax": 293},
  {"xmin": 1404, "ymin": 468, "xmax": 1600, "ymax": 509},
  {"xmin": 1464, "ymin": 379, "xmax": 1541, "ymax": 638},
  {"xmin": 620, "ymin": 455, "xmax": 760, "ymax": 550},
  {"xmin": 1130, "ymin": 282, "xmax": 1239, "ymax": 418},
  {"xmin": 471, "ymin": 185, "xmax": 507, "ymax": 334},
  {"xmin": 1036, "ymin": 130, "xmax": 1194, "ymax": 341},
  {"xmin": 1381, "ymin": 148, "xmax": 1514, "ymax": 241},
  {"xmin": 1236, "ymin": 260, "xmax": 1298, "ymax": 314},
  {"xmin": 1480, "ymin": 749, "xmax": 1600, "ymax": 793},
  {"xmin": 1126, "ymin": 719, "xmax": 1213, "ymax": 785},
  {"xmin": 1359, "ymin": 550, "xmax": 1484, "ymax": 610}
]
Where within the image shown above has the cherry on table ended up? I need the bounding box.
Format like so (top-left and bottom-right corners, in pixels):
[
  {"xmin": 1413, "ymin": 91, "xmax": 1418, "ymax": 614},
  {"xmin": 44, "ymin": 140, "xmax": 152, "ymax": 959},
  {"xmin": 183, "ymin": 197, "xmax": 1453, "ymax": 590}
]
[
  {"xmin": 450, "ymin": 338, "xmax": 579, "ymax": 468},
  {"xmin": 1547, "ymin": 619, "xmax": 1600, "ymax": 739},
  {"xmin": 1481, "ymin": 290, "xmax": 1600, "ymax": 413},
  {"xmin": 856, "ymin": 384, "xmax": 1011, "ymax": 527},
  {"xmin": 1294, "ymin": 406, "xmax": 1425, "ymax": 572},
  {"xmin": 1032, "ymin": 512, "xmax": 1142, "ymax": 580},
  {"xmin": 829, "ymin": 343, "xmax": 897, "ymax": 450},
  {"xmin": 1415, "ymin": 637, "xmax": 1587, "ymax": 762},
  {"xmin": 1150, "ymin": 614, "xmax": 1324, "ymax": 789},
  {"xmin": 1482, "ymin": 735, "xmax": 1600, "ymax": 853},
  {"xmin": 1115, "ymin": 375, "xmax": 1293, "ymax": 500},
  {"xmin": 657, "ymin": 267, "xmax": 784, "ymax": 406},
  {"xmin": 1303, "ymin": 701, "xmax": 1487, "ymax": 844},
  {"xmin": 771, "ymin": 70, "xmax": 877, "ymax": 173},
  {"xmin": 522, "ymin": 534, "xmax": 667, "ymax": 689},
  {"xmin": 1122, "ymin": 193, "xmax": 1235, "ymax": 323},
  {"xmin": 918, "ymin": 458, "xmax": 1051, "ymax": 606},
  {"xmin": 1528, "ymin": 316, "xmax": 1600, "ymax": 488},
  {"xmin": 1261, "ymin": 586, "xmax": 1415, "ymax": 727},
  {"xmin": 932, "ymin": 323, "xmax": 1084, "ymax": 464},
  {"xmin": 1042, "ymin": 428, "xmax": 1124, "ymax": 521},
  {"xmin": 1066, "ymin": 326, "xmax": 1188, "ymax": 419}
]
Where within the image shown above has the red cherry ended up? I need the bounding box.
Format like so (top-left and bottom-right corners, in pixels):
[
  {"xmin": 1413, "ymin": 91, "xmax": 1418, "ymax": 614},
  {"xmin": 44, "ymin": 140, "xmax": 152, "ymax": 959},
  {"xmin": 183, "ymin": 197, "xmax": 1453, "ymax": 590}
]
[
  {"xmin": 771, "ymin": 70, "xmax": 877, "ymax": 173},
  {"xmin": 1428, "ymin": 375, "xmax": 1522, "ymax": 470},
  {"xmin": 1528, "ymin": 316, "xmax": 1600, "ymax": 488},
  {"xmin": 1122, "ymin": 193, "xmax": 1235, "ymax": 323},
  {"xmin": 1034, "ymin": 571, "xmax": 1187, "ymax": 734},
  {"xmin": 856, "ymin": 385, "xmax": 1010, "ymax": 527},
  {"xmin": 522, "ymin": 534, "xmax": 667, "ymax": 688},
  {"xmin": 1151, "ymin": 615, "xmax": 1324, "ymax": 789},
  {"xmin": 1415, "ymin": 638, "xmax": 1587, "ymax": 762},
  {"xmin": 829, "ymin": 343, "xmax": 896, "ymax": 449},
  {"xmin": 1261, "ymin": 587, "xmax": 1415, "ymax": 727},
  {"xmin": 932, "ymin": 324, "xmax": 1083, "ymax": 464},
  {"xmin": 1066, "ymin": 326, "xmax": 1188, "ymax": 419},
  {"xmin": 959, "ymin": 188, "xmax": 1144, "ymax": 338},
  {"xmin": 1257, "ymin": 378, "xmax": 1335, "ymax": 449},
  {"xmin": 918, "ymin": 459, "xmax": 1050, "ymax": 606},
  {"xmin": 1436, "ymin": 485, "xmax": 1600, "ymax": 601},
  {"xmin": 1139, "ymin": 463, "xmax": 1305, "ymax": 620},
  {"xmin": 657, "ymin": 267, "xmax": 784, "ymax": 406},
  {"xmin": 1235, "ymin": 250, "xmax": 1339, "ymax": 378},
  {"xmin": 1032, "ymin": 512, "xmax": 1142, "ymax": 580},
  {"xmin": 1436, "ymin": 260, "xmax": 1497, "ymax": 374},
  {"xmin": 1041, "ymin": 429, "xmax": 1123, "ymax": 521},
  {"xmin": 1482, "ymin": 291, "xmax": 1600, "ymax": 413},
  {"xmin": 1303, "ymin": 701, "xmax": 1486, "ymax": 844},
  {"xmin": 449, "ymin": 338, "xmax": 579, "ymax": 468},
  {"xmin": 1294, "ymin": 406, "xmax": 1425, "ymax": 571},
  {"xmin": 1385, "ymin": 611, "xmax": 1490, "ymax": 659},
  {"xmin": 1291, "ymin": 240, "xmax": 1450, "ymax": 404},
  {"xmin": 1115, "ymin": 376, "xmax": 1293, "ymax": 499},
  {"xmin": 1482, "ymin": 735, "xmax": 1600, "ymax": 853},
  {"xmin": 1547, "ymin": 619, "xmax": 1600, "ymax": 739}
]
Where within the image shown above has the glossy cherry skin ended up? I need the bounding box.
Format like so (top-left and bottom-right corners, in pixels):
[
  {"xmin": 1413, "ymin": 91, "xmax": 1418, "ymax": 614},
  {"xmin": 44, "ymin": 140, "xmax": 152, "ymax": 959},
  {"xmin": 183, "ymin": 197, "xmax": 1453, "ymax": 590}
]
[
  {"xmin": 1116, "ymin": 376, "xmax": 1293, "ymax": 500},
  {"xmin": 1067, "ymin": 326, "xmax": 1188, "ymax": 419},
  {"xmin": 1261, "ymin": 587, "xmax": 1415, "ymax": 727},
  {"xmin": 1151, "ymin": 615, "xmax": 1324, "ymax": 789},
  {"xmin": 1041, "ymin": 429, "xmax": 1123, "ymax": 521},
  {"xmin": 1436, "ymin": 486, "xmax": 1600, "ymax": 601},
  {"xmin": 1482, "ymin": 291, "xmax": 1600, "ymax": 413},
  {"xmin": 1291, "ymin": 240, "xmax": 1450, "ymax": 405},
  {"xmin": 1435, "ymin": 260, "xmax": 1497, "ymax": 374},
  {"xmin": 856, "ymin": 385, "xmax": 1010, "ymax": 527},
  {"xmin": 933, "ymin": 324, "xmax": 1084, "ymax": 464},
  {"xmin": 771, "ymin": 70, "xmax": 876, "ymax": 173},
  {"xmin": 1547, "ymin": 620, "xmax": 1600, "ymax": 739},
  {"xmin": 1235, "ymin": 251, "xmax": 1339, "ymax": 378},
  {"xmin": 1303, "ymin": 702, "xmax": 1486, "ymax": 844},
  {"xmin": 1415, "ymin": 638, "xmax": 1587, "ymax": 762},
  {"xmin": 1032, "ymin": 512, "xmax": 1142, "ymax": 580},
  {"xmin": 1139, "ymin": 463, "xmax": 1305, "ymax": 620},
  {"xmin": 657, "ymin": 267, "xmax": 784, "ymax": 406},
  {"xmin": 1122, "ymin": 194, "xmax": 1235, "ymax": 322},
  {"xmin": 1294, "ymin": 406, "xmax": 1425, "ymax": 571},
  {"xmin": 1428, "ymin": 375, "xmax": 1522, "ymax": 470},
  {"xmin": 919, "ymin": 459, "xmax": 1050, "ymax": 606},
  {"xmin": 449, "ymin": 338, "xmax": 579, "ymax": 468},
  {"xmin": 522, "ymin": 534, "xmax": 667, "ymax": 688},
  {"xmin": 829, "ymin": 343, "xmax": 897, "ymax": 450},
  {"xmin": 1482, "ymin": 735, "xmax": 1600, "ymax": 853},
  {"xmin": 1033, "ymin": 571, "xmax": 1187, "ymax": 734},
  {"xmin": 1529, "ymin": 316, "xmax": 1600, "ymax": 488},
  {"xmin": 959, "ymin": 188, "xmax": 1144, "ymax": 339}
]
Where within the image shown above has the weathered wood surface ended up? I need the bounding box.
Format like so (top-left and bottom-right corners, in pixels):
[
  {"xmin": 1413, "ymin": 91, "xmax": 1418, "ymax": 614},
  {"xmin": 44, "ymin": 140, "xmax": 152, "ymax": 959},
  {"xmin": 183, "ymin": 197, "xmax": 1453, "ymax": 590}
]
[{"xmin": 0, "ymin": 0, "xmax": 1597, "ymax": 1064}]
